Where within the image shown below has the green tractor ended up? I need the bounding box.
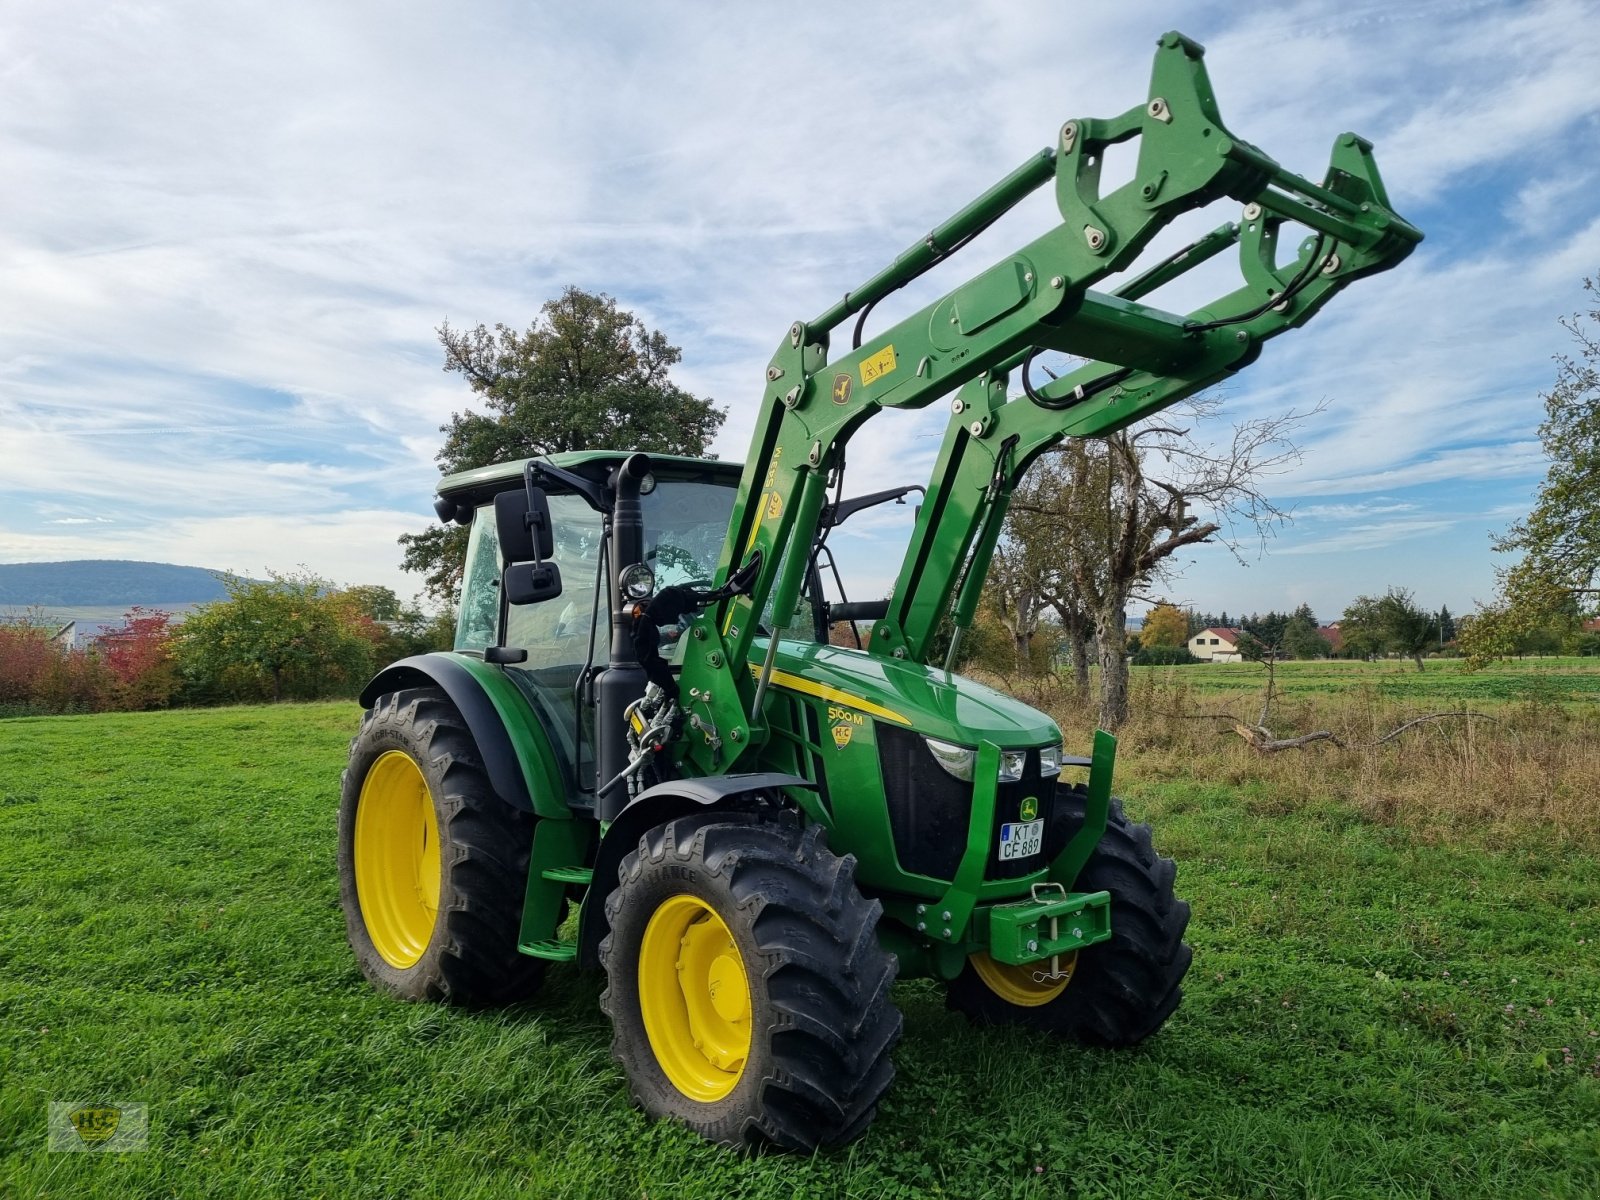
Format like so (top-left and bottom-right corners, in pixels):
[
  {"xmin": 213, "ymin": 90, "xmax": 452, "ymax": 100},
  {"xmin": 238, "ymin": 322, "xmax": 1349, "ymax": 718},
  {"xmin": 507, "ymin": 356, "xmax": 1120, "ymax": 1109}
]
[{"xmin": 338, "ymin": 32, "xmax": 1420, "ymax": 1151}]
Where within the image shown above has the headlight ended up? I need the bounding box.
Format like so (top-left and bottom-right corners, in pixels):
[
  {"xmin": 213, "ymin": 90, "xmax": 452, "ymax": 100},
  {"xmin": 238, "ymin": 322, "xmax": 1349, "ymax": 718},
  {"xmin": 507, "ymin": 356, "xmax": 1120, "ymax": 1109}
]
[
  {"xmin": 619, "ymin": 563, "xmax": 656, "ymax": 601},
  {"xmin": 1039, "ymin": 744, "xmax": 1063, "ymax": 778},
  {"xmin": 924, "ymin": 738, "xmax": 975, "ymax": 782},
  {"xmin": 998, "ymin": 749, "xmax": 1028, "ymax": 782}
]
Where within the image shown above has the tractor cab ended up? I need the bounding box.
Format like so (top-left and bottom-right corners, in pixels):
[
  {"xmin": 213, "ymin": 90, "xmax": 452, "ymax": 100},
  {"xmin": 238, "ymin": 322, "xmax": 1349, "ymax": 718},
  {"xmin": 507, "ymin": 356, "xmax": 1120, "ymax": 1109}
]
[{"xmin": 438, "ymin": 451, "xmax": 746, "ymax": 796}]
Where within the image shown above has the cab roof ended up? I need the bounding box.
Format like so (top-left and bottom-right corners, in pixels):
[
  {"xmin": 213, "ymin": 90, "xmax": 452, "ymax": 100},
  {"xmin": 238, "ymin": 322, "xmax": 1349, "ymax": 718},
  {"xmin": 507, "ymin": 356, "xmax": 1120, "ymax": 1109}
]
[{"xmin": 437, "ymin": 451, "xmax": 744, "ymax": 504}]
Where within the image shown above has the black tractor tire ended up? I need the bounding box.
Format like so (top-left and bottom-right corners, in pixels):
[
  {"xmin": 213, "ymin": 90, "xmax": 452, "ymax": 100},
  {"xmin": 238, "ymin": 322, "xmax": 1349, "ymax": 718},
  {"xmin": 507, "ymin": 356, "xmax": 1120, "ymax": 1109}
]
[
  {"xmin": 600, "ymin": 814, "xmax": 901, "ymax": 1152},
  {"xmin": 946, "ymin": 787, "xmax": 1192, "ymax": 1046},
  {"xmin": 339, "ymin": 686, "xmax": 548, "ymax": 1006}
]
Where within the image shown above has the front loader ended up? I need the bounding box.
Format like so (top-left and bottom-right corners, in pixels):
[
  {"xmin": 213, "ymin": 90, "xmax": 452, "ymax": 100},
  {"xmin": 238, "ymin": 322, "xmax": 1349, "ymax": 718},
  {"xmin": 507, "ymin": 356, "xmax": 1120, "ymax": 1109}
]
[{"xmin": 338, "ymin": 32, "xmax": 1420, "ymax": 1151}]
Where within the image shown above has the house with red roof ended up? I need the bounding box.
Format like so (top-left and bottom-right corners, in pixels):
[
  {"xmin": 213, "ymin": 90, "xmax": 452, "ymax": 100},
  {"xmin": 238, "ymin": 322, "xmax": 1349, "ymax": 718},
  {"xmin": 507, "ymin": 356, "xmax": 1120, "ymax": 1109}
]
[{"xmin": 1187, "ymin": 626, "xmax": 1244, "ymax": 662}]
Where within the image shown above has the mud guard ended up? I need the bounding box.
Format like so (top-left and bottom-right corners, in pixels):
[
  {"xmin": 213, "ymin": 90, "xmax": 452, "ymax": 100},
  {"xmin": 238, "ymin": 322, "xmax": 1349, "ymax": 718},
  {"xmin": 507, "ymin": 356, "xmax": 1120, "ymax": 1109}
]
[
  {"xmin": 360, "ymin": 654, "xmax": 554, "ymax": 816},
  {"xmin": 575, "ymin": 772, "xmax": 815, "ymax": 968}
]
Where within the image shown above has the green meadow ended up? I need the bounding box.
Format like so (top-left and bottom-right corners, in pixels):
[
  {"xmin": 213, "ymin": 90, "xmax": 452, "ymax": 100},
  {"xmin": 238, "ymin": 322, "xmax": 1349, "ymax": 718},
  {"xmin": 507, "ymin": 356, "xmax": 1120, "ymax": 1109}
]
[{"xmin": 2, "ymin": 678, "xmax": 1597, "ymax": 1198}]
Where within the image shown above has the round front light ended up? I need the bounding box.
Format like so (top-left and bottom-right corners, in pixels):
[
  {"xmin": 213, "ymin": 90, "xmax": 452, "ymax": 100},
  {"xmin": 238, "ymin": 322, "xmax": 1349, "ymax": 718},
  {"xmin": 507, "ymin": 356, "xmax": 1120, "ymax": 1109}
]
[{"xmin": 619, "ymin": 563, "xmax": 656, "ymax": 601}]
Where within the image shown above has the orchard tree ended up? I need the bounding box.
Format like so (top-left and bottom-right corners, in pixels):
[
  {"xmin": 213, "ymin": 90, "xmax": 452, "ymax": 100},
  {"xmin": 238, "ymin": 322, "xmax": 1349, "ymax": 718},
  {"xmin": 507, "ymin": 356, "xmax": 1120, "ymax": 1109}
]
[
  {"xmin": 1004, "ymin": 397, "xmax": 1311, "ymax": 728},
  {"xmin": 1467, "ymin": 276, "xmax": 1600, "ymax": 661},
  {"xmin": 1341, "ymin": 588, "xmax": 1435, "ymax": 670},
  {"xmin": 400, "ymin": 287, "xmax": 728, "ymax": 601},
  {"xmin": 989, "ymin": 463, "xmax": 1093, "ymax": 691}
]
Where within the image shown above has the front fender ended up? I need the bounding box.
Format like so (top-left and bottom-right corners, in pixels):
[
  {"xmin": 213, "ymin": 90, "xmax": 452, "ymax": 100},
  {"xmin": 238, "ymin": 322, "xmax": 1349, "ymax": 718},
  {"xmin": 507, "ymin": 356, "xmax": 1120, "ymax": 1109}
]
[
  {"xmin": 575, "ymin": 772, "xmax": 815, "ymax": 968},
  {"xmin": 360, "ymin": 653, "xmax": 570, "ymax": 821}
]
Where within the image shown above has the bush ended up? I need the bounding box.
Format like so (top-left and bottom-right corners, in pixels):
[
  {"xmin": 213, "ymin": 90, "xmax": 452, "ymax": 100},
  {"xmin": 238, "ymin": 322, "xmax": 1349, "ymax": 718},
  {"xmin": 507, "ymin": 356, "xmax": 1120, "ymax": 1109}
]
[
  {"xmin": 1132, "ymin": 645, "xmax": 1199, "ymax": 666},
  {"xmin": 175, "ymin": 571, "xmax": 379, "ymax": 703}
]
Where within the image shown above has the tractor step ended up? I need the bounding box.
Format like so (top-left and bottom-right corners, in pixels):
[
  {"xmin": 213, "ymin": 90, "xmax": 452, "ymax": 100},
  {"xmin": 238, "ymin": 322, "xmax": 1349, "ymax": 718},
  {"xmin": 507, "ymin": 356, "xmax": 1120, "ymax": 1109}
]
[
  {"xmin": 540, "ymin": 866, "xmax": 593, "ymax": 885},
  {"xmin": 519, "ymin": 939, "xmax": 578, "ymax": 962}
]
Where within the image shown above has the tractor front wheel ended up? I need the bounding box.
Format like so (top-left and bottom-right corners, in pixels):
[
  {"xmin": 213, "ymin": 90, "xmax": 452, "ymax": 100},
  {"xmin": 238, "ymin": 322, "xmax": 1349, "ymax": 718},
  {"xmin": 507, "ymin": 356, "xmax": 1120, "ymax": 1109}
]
[
  {"xmin": 946, "ymin": 789, "xmax": 1192, "ymax": 1046},
  {"xmin": 600, "ymin": 815, "xmax": 901, "ymax": 1151},
  {"xmin": 338, "ymin": 687, "xmax": 547, "ymax": 1005}
]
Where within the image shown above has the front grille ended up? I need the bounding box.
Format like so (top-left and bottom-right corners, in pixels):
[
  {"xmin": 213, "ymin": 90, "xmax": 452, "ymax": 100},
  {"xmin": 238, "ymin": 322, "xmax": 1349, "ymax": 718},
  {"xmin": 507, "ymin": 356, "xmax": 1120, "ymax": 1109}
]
[
  {"xmin": 877, "ymin": 726, "xmax": 1052, "ymax": 882},
  {"xmin": 877, "ymin": 725, "xmax": 969, "ymax": 879}
]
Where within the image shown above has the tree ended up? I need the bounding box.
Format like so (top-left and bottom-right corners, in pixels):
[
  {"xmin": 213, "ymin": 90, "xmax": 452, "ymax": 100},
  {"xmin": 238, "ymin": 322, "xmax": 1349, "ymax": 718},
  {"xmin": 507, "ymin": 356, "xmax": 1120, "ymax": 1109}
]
[
  {"xmin": 177, "ymin": 570, "xmax": 377, "ymax": 702},
  {"xmin": 1141, "ymin": 601, "xmax": 1188, "ymax": 648},
  {"xmin": 988, "ymin": 464, "xmax": 1093, "ymax": 692},
  {"xmin": 1004, "ymin": 397, "xmax": 1311, "ymax": 728},
  {"xmin": 1341, "ymin": 588, "xmax": 1435, "ymax": 671},
  {"xmin": 343, "ymin": 585, "xmax": 404, "ymax": 622},
  {"xmin": 1282, "ymin": 603, "xmax": 1328, "ymax": 660},
  {"xmin": 1339, "ymin": 594, "xmax": 1386, "ymax": 660},
  {"xmin": 1378, "ymin": 589, "xmax": 1437, "ymax": 671},
  {"xmin": 399, "ymin": 287, "xmax": 728, "ymax": 601},
  {"xmin": 1467, "ymin": 276, "xmax": 1600, "ymax": 662},
  {"xmin": 1436, "ymin": 604, "xmax": 1456, "ymax": 646}
]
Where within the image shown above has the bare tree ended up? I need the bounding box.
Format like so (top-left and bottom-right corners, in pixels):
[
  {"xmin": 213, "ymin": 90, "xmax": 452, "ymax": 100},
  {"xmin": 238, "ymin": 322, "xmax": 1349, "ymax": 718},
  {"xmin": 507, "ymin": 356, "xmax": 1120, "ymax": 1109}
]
[
  {"xmin": 1007, "ymin": 397, "xmax": 1315, "ymax": 728},
  {"xmin": 990, "ymin": 469, "xmax": 1093, "ymax": 694}
]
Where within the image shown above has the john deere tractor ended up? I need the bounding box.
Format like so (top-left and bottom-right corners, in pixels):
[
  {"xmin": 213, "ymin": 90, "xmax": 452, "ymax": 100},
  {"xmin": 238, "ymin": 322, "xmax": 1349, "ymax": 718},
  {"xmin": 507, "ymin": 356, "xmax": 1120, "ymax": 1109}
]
[{"xmin": 339, "ymin": 32, "xmax": 1419, "ymax": 1151}]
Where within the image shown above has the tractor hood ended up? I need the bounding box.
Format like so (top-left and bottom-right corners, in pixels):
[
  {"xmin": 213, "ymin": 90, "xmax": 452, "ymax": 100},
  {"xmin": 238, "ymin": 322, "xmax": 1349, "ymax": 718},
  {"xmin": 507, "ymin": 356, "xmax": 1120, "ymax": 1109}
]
[{"xmin": 761, "ymin": 639, "xmax": 1060, "ymax": 748}]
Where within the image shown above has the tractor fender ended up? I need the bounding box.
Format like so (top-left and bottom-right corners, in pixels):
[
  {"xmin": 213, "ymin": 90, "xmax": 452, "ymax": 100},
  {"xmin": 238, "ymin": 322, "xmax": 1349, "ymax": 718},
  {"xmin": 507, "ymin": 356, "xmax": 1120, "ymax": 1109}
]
[
  {"xmin": 576, "ymin": 772, "xmax": 815, "ymax": 968},
  {"xmin": 359, "ymin": 654, "xmax": 539, "ymax": 814}
]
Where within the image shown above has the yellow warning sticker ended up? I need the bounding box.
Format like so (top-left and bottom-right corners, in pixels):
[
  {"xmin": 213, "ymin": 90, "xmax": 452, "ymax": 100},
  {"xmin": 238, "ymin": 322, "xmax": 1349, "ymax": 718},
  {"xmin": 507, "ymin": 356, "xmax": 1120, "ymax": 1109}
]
[{"xmin": 861, "ymin": 344, "xmax": 898, "ymax": 386}]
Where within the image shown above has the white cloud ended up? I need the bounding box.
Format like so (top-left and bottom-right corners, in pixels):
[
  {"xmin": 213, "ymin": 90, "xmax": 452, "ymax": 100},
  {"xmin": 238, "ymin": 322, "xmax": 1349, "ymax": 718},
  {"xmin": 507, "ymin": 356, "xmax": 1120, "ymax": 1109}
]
[{"xmin": 0, "ymin": 0, "xmax": 1590, "ymax": 622}]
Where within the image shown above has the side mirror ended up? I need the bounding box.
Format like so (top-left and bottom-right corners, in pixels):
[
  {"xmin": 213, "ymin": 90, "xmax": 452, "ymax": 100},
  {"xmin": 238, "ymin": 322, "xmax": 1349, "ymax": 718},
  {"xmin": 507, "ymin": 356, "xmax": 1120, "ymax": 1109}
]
[
  {"xmin": 494, "ymin": 487, "xmax": 554, "ymax": 563},
  {"xmin": 505, "ymin": 561, "xmax": 563, "ymax": 605}
]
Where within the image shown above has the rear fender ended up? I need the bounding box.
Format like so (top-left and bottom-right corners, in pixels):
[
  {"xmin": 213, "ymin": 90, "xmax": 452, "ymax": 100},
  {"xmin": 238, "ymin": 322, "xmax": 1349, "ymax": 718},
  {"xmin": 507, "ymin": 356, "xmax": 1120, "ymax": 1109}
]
[
  {"xmin": 360, "ymin": 654, "xmax": 570, "ymax": 821},
  {"xmin": 575, "ymin": 772, "xmax": 814, "ymax": 968}
]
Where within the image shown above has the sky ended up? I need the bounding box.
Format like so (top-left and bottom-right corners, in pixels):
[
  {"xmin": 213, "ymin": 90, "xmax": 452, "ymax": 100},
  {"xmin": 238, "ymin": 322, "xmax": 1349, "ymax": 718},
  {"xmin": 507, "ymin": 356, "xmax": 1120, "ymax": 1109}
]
[{"xmin": 2, "ymin": 0, "xmax": 1596, "ymax": 624}]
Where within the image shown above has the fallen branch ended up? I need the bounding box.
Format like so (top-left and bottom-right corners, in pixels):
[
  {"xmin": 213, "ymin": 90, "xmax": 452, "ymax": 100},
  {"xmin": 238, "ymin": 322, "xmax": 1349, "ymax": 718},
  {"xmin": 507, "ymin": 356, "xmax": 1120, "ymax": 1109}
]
[
  {"xmin": 1369, "ymin": 711, "xmax": 1498, "ymax": 747},
  {"xmin": 1233, "ymin": 723, "xmax": 1345, "ymax": 752},
  {"xmin": 1159, "ymin": 707, "xmax": 1497, "ymax": 753}
]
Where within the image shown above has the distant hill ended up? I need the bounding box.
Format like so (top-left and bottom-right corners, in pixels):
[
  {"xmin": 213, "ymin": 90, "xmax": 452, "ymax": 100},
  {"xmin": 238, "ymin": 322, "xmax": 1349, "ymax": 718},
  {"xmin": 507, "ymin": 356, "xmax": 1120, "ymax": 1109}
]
[{"xmin": 0, "ymin": 560, "xmax": 237, "ymax": 608}]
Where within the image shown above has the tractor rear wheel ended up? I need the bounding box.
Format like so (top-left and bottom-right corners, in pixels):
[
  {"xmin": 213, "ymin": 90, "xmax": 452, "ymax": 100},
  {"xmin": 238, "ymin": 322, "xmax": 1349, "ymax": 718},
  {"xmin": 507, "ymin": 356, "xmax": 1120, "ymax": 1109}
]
[
  {"xmin": 946, "ymin": 788, "xmax": 1192, "ymax": 1046},
  {"xmin": 600, "ymin": 814, "xmax": 901, "ymax": 1151},
  {"xmin": 339, "ymin": 687, "xmax": 547, "ymax": 1005}
]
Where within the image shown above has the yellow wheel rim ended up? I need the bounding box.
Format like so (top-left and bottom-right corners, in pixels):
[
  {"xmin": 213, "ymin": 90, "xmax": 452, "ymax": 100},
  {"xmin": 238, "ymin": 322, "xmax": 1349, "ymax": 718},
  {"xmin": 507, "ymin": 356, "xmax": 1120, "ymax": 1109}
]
[
  {"xmin": 970, "ymin": 951, "xmax": 1076, "ymax": 1007},
  {"xmin": 638, "ymin": 895, "xmax": 752, "ymax": 1102},
  {"xmin": 354, "ymin": 750, "xmax": 442, "ymax": 969}
]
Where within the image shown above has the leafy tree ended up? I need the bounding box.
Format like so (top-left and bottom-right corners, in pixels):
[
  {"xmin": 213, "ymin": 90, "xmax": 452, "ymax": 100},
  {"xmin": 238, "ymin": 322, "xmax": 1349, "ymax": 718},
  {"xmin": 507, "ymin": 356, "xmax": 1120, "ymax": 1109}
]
[
  {"xmin": 177, "ymin": 570, "xmax": 377, "ymax": 702},
  {"xmin": 1468, "ymin": 276, "xmax": 1600, "ymax": 661},
  {"xmin": 343, "ymin": 585, "xmax": 405, "ymax": 623},
  {"xmin": 1341, "ymin": 588, "xmax": 1435, "ymax": 671},
  {"xmin": 1379, "ymin": 589, "xmax": 1438, "ymax": 671},
  {"xmin": 1142, "ymin": 601, "xmax": 1189, "ymax": 648},
  {"xmin": 400, "ymin": 288, "xmax": 728, "ymax": 602},
  {"xmin": 1339, "ymin": 594, "xmax": 1387, "ymax": 661},
  {"xmin": 1282, "ymin": 605, "xmax": 1329, "ymax": 660}
]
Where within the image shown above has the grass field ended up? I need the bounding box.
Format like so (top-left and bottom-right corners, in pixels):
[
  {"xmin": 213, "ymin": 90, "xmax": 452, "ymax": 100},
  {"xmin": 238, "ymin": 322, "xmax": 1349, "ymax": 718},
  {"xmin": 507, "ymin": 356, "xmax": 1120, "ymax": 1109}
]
[
  {"xmin": 1151, "ymin": 655, "xmax": 1600, "ymax": 705},
  {"xmin": 2, "ymin": 673, "xmax": 1598, "ymax": 1198}
]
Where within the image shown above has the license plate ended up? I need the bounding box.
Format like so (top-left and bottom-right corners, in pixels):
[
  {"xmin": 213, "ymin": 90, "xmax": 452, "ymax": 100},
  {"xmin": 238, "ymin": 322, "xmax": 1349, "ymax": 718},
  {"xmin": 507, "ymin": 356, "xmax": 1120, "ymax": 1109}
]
[{"xmin": 997, "ymin": 818, "xmax": 1044, "ymax": 861}]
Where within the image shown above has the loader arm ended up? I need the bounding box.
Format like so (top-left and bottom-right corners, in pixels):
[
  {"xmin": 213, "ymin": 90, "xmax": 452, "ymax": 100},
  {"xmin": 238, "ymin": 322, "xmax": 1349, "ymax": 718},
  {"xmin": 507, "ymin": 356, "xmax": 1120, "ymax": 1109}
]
[{"xmin": 673, "ymin": 30, "xmax": 1420, "ymax": 776}]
